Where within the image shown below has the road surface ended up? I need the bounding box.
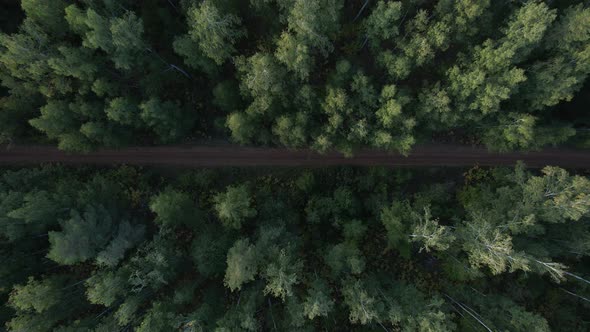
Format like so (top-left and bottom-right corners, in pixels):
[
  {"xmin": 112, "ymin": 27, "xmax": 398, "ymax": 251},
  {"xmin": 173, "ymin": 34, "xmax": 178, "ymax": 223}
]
[{"xmin": 0, "ymin": 144, "xmax": 588, "ymax": 168}]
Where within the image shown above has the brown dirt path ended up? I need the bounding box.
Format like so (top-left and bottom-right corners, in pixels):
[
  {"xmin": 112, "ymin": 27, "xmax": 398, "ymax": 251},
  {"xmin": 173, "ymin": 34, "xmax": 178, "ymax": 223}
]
[{"xmin": 0, "ymin": 144, "xmax": 588, "ymax": 168}]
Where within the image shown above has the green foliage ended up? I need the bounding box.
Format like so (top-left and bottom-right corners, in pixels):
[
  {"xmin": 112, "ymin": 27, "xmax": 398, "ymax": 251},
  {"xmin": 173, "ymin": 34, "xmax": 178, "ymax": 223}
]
[
  {"xmin": 1, "ymin": 159, "xmax": 590, "ymax": 330},
  {"xmin": 342, "ymin": 278, "xmax": 382, "ymax": 325},
  {"xmin": 215, "ymin": 287, "xmax": 261, "ymax": 331},
  {"xmin": 303, "ymin": 279, "xmax": 334, "ymax": 320},
  {"xmin": 185, "ymin": 1, "xmax": 245, "ymax": 65},
  {"xmin": 214, "ymin": 184, "xmax": 256, "ymax": 229},
  {"xmin": 128, "ymin": 233, "xmax": 181, "ymax": 293},
  {"xmin": 140, "ymin": 98, "xmax": 194, "ymax": 143},
  {"xmin": 86, "ymin": 269, "xmax": 129, "ymax": 306},
  {"xmin": 109, "ymin": 12, "xmax": 146, "ymax": 70},
  {"xmin": 409, "ymin": 207, "xmax": 455, "ymax": 253},
  {"xmin": 483, "ymin": 113, "xmax": 576, "ymax": 152},
  {"xmin": 150, "ymin": 189, "xmax": 199, "ymax": 226},
  {"xmin": 325, "ymin": 241, "xmax": 366, "ymax": 275},
  {"xmin": 9, "ymin": 276, "xmax": 64, "ymax": 313},
  {"xmin": 29, "ymin": 101, "xmax": 93, "ymax": 152},
  {"xmin": 445, "ymin": 2, "xmax": 556, "ymax": 117},
  {"xmin": 380, "ymin": 201, "xmax": 411, "ymax": 255},
  {"xmin": 136, "ymin": 302, "xmax": 176, "ymax": 332},
  {"xmin": 96, "ymin": 221, "xmax": 145, "ymax": 267},
  {"xmin": 364, "ymin": 1, "xmax": 403, "ymax": 48},
  {"xmin": 275, "ymin": 0, "xmax": 343, "ymax": 80},
  {"xmin": 224, "ymin": 239, "xmax": 259, "ymax": 291},
  {"xmin": 47, "ymin": 205, "xmax": 115, "ymax": 265},
  {"xmin": 105, "ymin": 97, "xmax": 141, "ymax": 127},
  {"xmin": 21, "ymin": 0, "xmax": 68, "ymax": 35},
  {"xmin": 4, "ymin": 0, "xmax": 589, "ymax": 153},
  {"xmin": 191, "ymin": 224, "xmax": 234, "ymax": 277},
  {"xmin": 235, "ymin": 52, "xmax": 288, "ymax": 117},
  {"xmin": 385, "ymin": 283, "xmax": 455, "ymax": 331},
  {"xmin": 263, "ymin": 248, "xmax": 302, "ymax": 301},
  {"xmin": 520, "ymin": 4, "xmax": 590, "ymax": 110}
]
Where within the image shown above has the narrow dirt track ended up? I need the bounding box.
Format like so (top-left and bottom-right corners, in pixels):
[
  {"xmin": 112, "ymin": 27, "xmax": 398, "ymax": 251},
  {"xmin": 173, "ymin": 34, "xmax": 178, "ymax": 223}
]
[{"xmin": 0, "ymin": 144, "xmax": 588, "ymax": 168}]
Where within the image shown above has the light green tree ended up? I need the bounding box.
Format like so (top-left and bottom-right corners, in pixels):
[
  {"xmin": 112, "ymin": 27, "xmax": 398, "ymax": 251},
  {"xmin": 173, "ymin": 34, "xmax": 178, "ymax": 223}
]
[
  {"xmin": 224, "ymin": 239, "xmax": 259, "ymax": 292},
  {"xmin": 86, "ymin": 269, "xmax": 130, "ymax": 307},
  {"xmin": 275, "ymin": 0, "xmax": 343, "ymax": 79},
  {"xmin": 185, "ymin": 1, "xmax": 245, "ymax": 65},
  {"xmin": 213, "ymin": 184, "xmax": 256, "ymax": 229},
  {"xmin": 263, "ymin": 248, "xmax": 302, "ymax": 301},
  {"xmin": 409, "ymin": 207, "xmax": 455, "ymax": 253},
  {"xmin": 149, "ymin": 189, "xmax": 198, "ymax": 226},
  {"xmin": 303, "ymin": 279, "xmax": 334, "ymax": 320},
  {"xmin": 342, "ymin": 278, "xmax": 382, "ymax": 325}
]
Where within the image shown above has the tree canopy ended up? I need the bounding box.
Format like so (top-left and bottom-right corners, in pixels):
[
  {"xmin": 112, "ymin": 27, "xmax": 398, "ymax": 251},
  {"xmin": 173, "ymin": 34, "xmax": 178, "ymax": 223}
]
[
  {"xmin": 0, "ymin": 164, "xmax": 588, "ymax": 331},
  {"xmin": 1, "ymin": 0, "xmax": 590, "ymax": 153}
]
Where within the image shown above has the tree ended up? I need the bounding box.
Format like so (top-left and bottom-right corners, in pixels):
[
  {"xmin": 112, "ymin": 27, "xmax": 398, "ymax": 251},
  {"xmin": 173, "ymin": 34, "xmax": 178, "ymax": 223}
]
[
  {"xmin": 379, "ymin": 9, "xmax": 451, "ymax": 80},
  {"xmin": 185, "ymin": 1, "xmax": 245, "ymax": 65},
  {"xmin": 525, "ymin": 166, "xmax": 590, "ymax": 222},
  {"xmin": 136, "ymin": 302, "xmax": 177, "ymax": 332},
  {"xmin": 114, "ymin": 294, "xmax": 144, "ymax": 326},
  {"xmin": 96, "ymin": 221, "xmax": 145, "ymax": 267},
  {"xmin": 380, "ymin": 201, "xmax": 411, "ymax": 256},
  {"xmin": 191, "ymin": 224, "xmax": 234, "ymax": 278},
  {"xmin": 458, "ymin": 214, "xmax": 530, "ymax": 275},
  {"xmin": 272, "ymin": 112, "xmax": 309, "ymax": 147},
  {"xmin": 385, "ymin": 283, "xmax": 454, "ymax": 332},
  {"xmin": 21, "ymin": 0, "xmax": 68, "ymax": 36},
  {"xmin": 128, "ymin": 233, "xmax": 181, "ymax": 293},
  {"xmin": 29, "ymin": 100, "xmax": 93, "ymax": 152},
  {"xmin": 86, "ymin": 269, "xmax": 130, "ymax": 307},
  {"xmin": 214, "ymin": 184, "xmax": 256, "ymax": 230},
  {"xmin": 275, "ymin": 0, "xmax": 343, "ymax": 79},
  {"xmin": 105, "ymin": 97, "xmax": 142, "ymax": 127},
  {"xmin": 303, "ymin": 279, "xmax": 334, "ymax": 320},
  {"xmin": 364, "ymin": 1, "xmax": 403, "ymax": 49},
  {"xmin": 450, "ymin": 289, "xmax": 550, "ymax": 332},
  {"xmin": 172, "ymin": 34, "xmax": 219, "ymax": 75},
  {"xmin": 409, "ymin": 207, "xmax": 455, "ymax": 253},
  {"xmin": 224, "ymin": 239, "xmax": 259, "ymax": 292},
  {"xmin": 109, "ymin": 12, "xmax": 146, "ymax": 70},
  {"xmin": 342, "ymin": 278, "xmax": 382, "ymax": 325},
  {"xmin": 9, "ymin": 276, "xmax": 65, "ymax": 313},
  {"xmin": 226, "ymin": 112, "xmax": 258, "ymax": 144},
  {"xmin": 483, "ymin": 113, "xmax": 571, "ymax": 151},
  {"xmin": 445, "ymin": 2, "xmax": 556, "ymax": 118},
  {"xmin": 150, "ymin": 189, "xmax": 199, "ymax": 227},
  {"xmin": 6, "ymin": 190, "xmax": 59, "ymax": 237},
  {"xmin": 263, "ymin": 248, "xmax": 302, "ymax": 301},
  {"xmin": 140, "ymin": 98, "xmax": 193, "ymax": 143},
  {"xmin": 520, "ymin": 5, "xmax": 590, "ymax": 111},
  {"xmin": 372, "ymin": 84, "xmax": 415, "ymax": 154},
  {"xmin": 235, "ymin": 53, "xmax": 288, "ymax": 116},
  {"xmin": 325, "ymin": 242, "xmax": 366, "ymax": 275},
  {"xmin": 215, "ymin": 287, "xmax": 261, "ymax": 331},
  {"xmin": 6, "ymin": 314, "xmax": 60, "ymax": 332},
  {"xmin": 47, "ymin": 205, "xmax": 115, "ymax": 265}
]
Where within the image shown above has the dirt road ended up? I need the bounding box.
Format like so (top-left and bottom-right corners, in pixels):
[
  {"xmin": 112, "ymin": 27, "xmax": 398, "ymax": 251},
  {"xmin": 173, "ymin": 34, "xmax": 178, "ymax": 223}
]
[{"xmin": 0, "ymin": 144, "xmax": 588, "ymax": 168}]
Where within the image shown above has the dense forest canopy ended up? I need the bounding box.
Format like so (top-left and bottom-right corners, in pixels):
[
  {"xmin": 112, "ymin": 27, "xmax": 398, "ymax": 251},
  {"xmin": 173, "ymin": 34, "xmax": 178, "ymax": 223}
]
[
  {"xmin": 2, "ymin": 1, "xmax": 590, "ymax": 331},
  {"xmin": 0, "ymin": 165, "xmax": 589, "ymax": 331},
  {"xmin": 1, "ymin": 0, "xmax": 590, "ymax": 153}
]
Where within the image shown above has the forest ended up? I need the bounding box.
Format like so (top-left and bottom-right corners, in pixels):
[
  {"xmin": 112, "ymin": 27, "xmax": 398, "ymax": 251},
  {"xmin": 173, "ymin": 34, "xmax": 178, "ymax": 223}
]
[
  {"xmin": 1, "ymin": 0, "xmax": 590, "ymax": 154},
  {"xmin": 1, "ymin": 1, "xmax": 590, "ymax": 331},
  {"xmin": 0, "ymin": 164, "xmax": 588, "ymax": 331}
]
